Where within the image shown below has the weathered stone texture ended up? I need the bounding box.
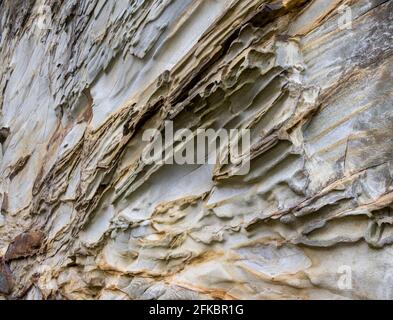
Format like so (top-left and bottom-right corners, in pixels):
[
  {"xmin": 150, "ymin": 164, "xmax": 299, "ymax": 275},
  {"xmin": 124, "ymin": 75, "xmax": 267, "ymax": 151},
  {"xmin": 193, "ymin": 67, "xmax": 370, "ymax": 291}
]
[{"xmin": 0, "ymin": 0, "xmax": 392, "ymax": 299}]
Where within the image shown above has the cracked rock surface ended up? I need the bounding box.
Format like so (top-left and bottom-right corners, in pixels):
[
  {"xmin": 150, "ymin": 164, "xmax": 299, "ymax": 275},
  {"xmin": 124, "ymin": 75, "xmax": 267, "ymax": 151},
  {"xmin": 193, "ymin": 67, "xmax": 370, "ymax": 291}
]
[{"xmin": 0, "ymin": 0, "xmax": 392, "ymax": 299}]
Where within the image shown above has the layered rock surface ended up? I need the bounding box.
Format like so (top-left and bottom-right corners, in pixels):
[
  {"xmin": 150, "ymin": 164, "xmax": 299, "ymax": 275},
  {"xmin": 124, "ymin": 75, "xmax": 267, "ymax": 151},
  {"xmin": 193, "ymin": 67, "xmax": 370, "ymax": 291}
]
[{"xmin": 0, "ymin": 0, "xmax": 392, "ymax": 299}]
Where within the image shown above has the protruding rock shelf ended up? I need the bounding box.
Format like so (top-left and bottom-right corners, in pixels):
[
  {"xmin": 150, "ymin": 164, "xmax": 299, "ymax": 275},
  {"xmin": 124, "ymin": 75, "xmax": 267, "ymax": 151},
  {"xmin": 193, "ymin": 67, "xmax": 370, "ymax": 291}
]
[{"xmin": 0, "ymin": 0, "xmax": 392, "ymax": 299}]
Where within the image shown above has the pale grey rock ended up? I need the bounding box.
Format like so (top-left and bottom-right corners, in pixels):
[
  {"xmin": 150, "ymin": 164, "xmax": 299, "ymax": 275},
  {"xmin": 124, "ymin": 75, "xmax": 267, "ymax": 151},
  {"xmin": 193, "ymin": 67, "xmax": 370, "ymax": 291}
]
[{"xmin": 0, "ymin": 0, "xmax": 392, "ymax": 300}]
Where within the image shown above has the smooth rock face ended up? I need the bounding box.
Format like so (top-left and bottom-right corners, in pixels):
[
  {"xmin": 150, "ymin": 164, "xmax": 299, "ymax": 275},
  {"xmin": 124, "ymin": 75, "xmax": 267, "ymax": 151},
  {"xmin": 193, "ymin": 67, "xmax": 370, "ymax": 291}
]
[{"xmin": 0, "ymin": 0, "xmax": 392, "ymax": 300}]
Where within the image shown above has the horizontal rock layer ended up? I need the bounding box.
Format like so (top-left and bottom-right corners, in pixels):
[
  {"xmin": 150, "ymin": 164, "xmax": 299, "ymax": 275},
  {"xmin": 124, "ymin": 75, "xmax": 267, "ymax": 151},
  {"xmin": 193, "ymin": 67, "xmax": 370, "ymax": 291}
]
[{"xmin": 0, "ymin": 0, "xmax": 392, "ymax": 299}]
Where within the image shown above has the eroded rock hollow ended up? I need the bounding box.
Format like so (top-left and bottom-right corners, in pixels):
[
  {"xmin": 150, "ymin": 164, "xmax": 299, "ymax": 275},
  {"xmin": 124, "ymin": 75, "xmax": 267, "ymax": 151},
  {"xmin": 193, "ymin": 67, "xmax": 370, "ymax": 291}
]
[{"xmin": 0, "ymin": 0, "xmax": 392, "ymax": 299}]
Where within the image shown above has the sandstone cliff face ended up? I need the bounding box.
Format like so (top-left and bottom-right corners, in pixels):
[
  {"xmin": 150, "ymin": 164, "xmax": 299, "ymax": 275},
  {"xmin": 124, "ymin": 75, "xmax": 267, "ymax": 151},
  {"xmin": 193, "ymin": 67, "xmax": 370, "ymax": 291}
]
[{"xmin": 0, "ymin": 0, "xmax": 392, "ymax": 300}]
